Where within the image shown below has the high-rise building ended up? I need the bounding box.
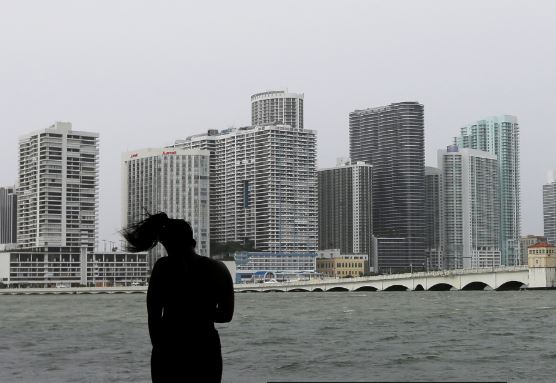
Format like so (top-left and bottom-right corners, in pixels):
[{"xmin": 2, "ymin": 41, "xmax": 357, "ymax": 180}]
[
  {"xmin": 17, "ymin": 122, "xmax": 98, "ymax": 251},
  {"xmin": 318, "ymin": 159, "xmax": 372, "ymax": 262},
  {"xmin": 543, "ymin": 170, "xmax": 556, "ymax": 246},
  {"xmin": 251, "ymin": 90, "xmax": 304, "ymax": 129},
  {"xmin": 349, "ymin": 101, "xmax": 425, "ymax": 272},
  {"xmin": 121, "ymin": 148, "xmax": 210, "ymax": 268},
  {"xmin": 439, "ymin": 146, "xmax": 500, "ymax": 269},
  {"xmin": 0, "ymin": 187, "xmax": 17, "ymax": 245},
  {"xmin": 174, "ymin": 125, "xmax": 318, "ymax": 254},
  {"xmin": 424, "ymin": 167, "xmax": 443, "ymax": 270},
  {"xmin": 454, "ymin": 115, "xmax": 520, "ymax": 266},
  {"xmin": 520, "ymin": 235, "xmax": 547, "ymax": 266}
]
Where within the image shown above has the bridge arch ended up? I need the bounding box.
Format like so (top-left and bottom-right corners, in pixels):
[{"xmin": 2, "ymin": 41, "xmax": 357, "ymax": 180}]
[
  {"xmin": 462, "ymin": 281, "xmax": 491, "ymax": 291},
  {"xmin": 496, "ymin": 281, "xmax": 525, "ymax": 291},
  {"xmin": 327, "ymin": 286, "xmax": 349, "ymax": 292},
  {"xmin": 289, "ymin": 288, "xmax": 310, "ymax": 292},
  {"xmin": 384, "ymin": 284, "xmax": 408, "ymax": 291},
  {"xmin": 414, "ymin": 284, "xmax": 425, "ymax": 291},
  {"xmin": 428, "ymin": 283, "xmax": 455, "ymax": 291},
  {"xmin": 354, "ymin": 286, "xmax": 378, "ymax": 292},
  {"xmin": 312, "ymin": 288, "xmax": 324, "ymax": 292}
]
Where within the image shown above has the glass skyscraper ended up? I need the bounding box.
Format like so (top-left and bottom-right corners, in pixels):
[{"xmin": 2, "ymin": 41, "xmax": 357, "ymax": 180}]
[
  {"xmin": 454, "ymin": 115, "xmax": 520, "ymax": 266},
  {"xmin": 349, "ymin": 102, "xmax": 425, "ymax": 273}
]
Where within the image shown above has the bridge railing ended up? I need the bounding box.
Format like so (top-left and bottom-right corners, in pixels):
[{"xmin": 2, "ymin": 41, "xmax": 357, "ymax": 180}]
[{"xmin": 234, "ymin": 266, "xmax": 529, "ymax": 289}]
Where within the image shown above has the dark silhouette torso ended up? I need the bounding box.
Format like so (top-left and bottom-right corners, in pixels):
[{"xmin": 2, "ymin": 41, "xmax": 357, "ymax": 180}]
[{"xmin": 148, "ymin": 253, "xmax": 231, "ymax": 382}]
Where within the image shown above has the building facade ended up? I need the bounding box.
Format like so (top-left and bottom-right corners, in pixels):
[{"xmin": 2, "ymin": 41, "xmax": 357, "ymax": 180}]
[
  {"xmin": 316, "ymin": 253, "xmax": 367, "ymax": 278},
  {"xmin": 424, "ymin": 167, "xmax": 443, "ymax": 270},
  {"xmin": 17, "ymin": 122, "xmax": 99, "ymax": 252},
  {"xmin": 251, "ymin": 90, "xmax": 304, "ymax": 129},
  {"xmin": 174, "ymin": 125, "xmax": 318, "ymax": 254},
  {"xmin": 349, "ymin": 102, "xmax": 425, "ymax": 272},
  {"xmin": 0, "ymin": 187, "xmax": 17, "ymax": 245},
  {"xmin": 0, "ymin": 247, "xmax": 148, "ymax": 287},
  {"xmin": 121, "ymin": 148, "xmax": 210, "ymax": 267},
  {"xmin": 520, "ymin": 235, "xmax": 547, "ymax": 266},
  {"xmin": 543, "ymin": 171, "xmax": 556, "ymax": 246},
  {"xmin": 439, "ymin": 146, "xmax": 501, "ymax": 269},
  {"xmin": 454, "ymin": 115, "xmax": 520, "ymax": 266},
  {"xmin": 318, "ymin": 159, "xmax": 372, "ymax": 261}
]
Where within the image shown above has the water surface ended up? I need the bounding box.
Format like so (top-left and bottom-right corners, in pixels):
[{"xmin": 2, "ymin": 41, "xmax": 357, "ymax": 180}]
[{"xmin": 1, "ymin": 291, "xmax": 555, "ymax": 382}]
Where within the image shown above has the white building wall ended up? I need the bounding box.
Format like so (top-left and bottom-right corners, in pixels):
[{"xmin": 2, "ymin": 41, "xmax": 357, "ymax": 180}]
[
  {"xmin": 17, "ymin": 122, "xmax": 99, "ymax": 251},
  {"xmin": 121, "ymin": 148, "xmax": 210, "ymax": 268}
]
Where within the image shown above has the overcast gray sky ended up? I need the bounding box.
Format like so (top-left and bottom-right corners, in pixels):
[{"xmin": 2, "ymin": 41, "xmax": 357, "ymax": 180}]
[{"xmin": 1, "ymin": 0, "xmax": 555, "ymax": 245}]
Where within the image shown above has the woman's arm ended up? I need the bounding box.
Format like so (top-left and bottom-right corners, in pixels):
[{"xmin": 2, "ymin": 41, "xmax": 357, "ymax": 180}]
[
  {"xmin": 147, "ymin": 261, "xmax": 164, "ymax": 346},
  {"xmin": 214, "ymin": 261, "xmax": 234, "ymax": 323}
]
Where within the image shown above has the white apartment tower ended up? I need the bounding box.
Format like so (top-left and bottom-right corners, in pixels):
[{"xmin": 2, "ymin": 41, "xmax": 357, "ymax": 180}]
[
  {"xmin": 318, "ymin": 159, "xmax": 373, "ymax": 258},
  {"xmin": 174, "ymin": 125, "xmax": 318, "ymax": 253},
  {"xmin": 439, "ymin": 146, "xmax": 501, "ymax": 269},
  {"xmin": 17, "ymin": 122, "xmax": 99, "ymax": 251},
  {"xmin": 121, "ymin": 148, "xmax": 210, "ymax": 267},
  {"xmin": 251, "ymin": 90, "xmax": 304, "ymax": 129}
]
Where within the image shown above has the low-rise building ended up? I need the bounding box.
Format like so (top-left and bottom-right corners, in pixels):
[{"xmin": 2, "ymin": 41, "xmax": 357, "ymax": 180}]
[
  {"xmin": 316, "ymin": 254, "xmax": 367, "ymax": 278},
  {"xmin": 528, "ymin": 243, "xmax": 556, "ymax": 268},
  {"xmin": 521, "ymin": 235, "xmax": 548, "ymax": 266},
  {"xmin": 0, "ymin": 247, "xmax": 148, "ymax": 287},
  {"xmin": 527, "ymin": 242, "xmax": 556, "ymax": 289},
  {"xmin": 234, "ymin": 251, "xmax": 318, "ymax": 283},
  {"xmin": 88, "ymin": 251, "xmax": 149, "ymax": 287}
]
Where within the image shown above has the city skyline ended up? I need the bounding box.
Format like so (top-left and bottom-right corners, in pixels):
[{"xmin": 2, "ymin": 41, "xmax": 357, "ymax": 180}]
[{"xmin": 1, "ymin": 1, "xmax": 555, "ymax": 245}]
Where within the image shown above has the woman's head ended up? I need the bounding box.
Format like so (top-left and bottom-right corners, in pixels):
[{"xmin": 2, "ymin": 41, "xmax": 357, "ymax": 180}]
[{"xmin": 122, "ymin": 212, "xmax": 196, "ymax": 254}]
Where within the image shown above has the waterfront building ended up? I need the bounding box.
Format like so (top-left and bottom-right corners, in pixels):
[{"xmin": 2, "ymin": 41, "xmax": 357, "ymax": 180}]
[
  {"xmin": 527, "ymin": 242, "xmax": 556, "ymax": 268},
  {"xmin": 425, "ymin": 167, "xmax": 443, "ymax": 270},
  {"xmin": 543, "ymin": 170, "xmax": 556, "ymax": 246},
  {"xmin": 174, "ymin": 125, "xmax": 318, "ymax": 254},
  {"xmin": 121, "ymin": 148, "xmax": 210, "ymax": 267},
  {"xmin": 349, "ymin": 102, "xmax": 425, "ymax": 272},
  {"xmin": 527, "ymin": 242, "xmax": 556, "ymax": 289},
  {"xmin": 234, "ymin": 251, "xmax": 318, "ymax": 283},
  {"xmin": 0, "ymin": 247, "xmax": 148, "ymax": 288},
  {"xmin": 454, "ymin": 115, "xmax": 520, "ymax": 266},
  {"xmin": 316, "ymin": 253, "xmax": 367, "ymax": 278},
  {"xmin": 439, "ymin": 146, "xmax": 501, "ymax": 269},
  {"xmin": 318, "ymin": 159, "xmax": 372, "ymax": 263},
  {"xmin": 87, "ymin": 251, "xmax": 149, "ymax": 287},
  {"xmin": 520, "ymin": 235, "xmax": 547, "ymax": 266},
  {"xmin": 251, "ymin": 90, "xmax": 304, "ymax": 129},
  {"xmin": 0, "ymin": 186, "xmax": 17, "ymax": 245},
  {"xmin": 17, "ymin": 122, "xmax": 99, "ymax": 252}
]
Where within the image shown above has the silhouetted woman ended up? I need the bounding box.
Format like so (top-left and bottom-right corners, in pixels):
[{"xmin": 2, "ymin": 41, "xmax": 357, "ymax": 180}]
[{"xmin": 123, "ymin": 212, "xmax": 234, "ymax": 382}]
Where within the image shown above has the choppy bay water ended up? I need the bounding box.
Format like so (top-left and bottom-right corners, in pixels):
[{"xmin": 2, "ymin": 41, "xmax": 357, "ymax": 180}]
[{"xmin": 1, "ymin": 291, "xmax": 555, "ymax": 382}]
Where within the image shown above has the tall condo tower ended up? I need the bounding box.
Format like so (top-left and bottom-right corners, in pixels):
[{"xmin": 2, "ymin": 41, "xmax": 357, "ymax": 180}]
[
  {"xmin": 174, "ymin": 125, "xmax": 317, "ymax": 254},
  {"xmin": 543, "ymin": 170, "xmax": 556, "ymax": 246},
  {"xmin": 454, "ymin": 115, "xmax": 520, "ymax": 266},
  {"xmin": 424, "ymin": 167, "xmax": 443, "ymax": 270},
  {"xmin": 318, "ymin": 159, "xmax": 373, "ymax": 261},
  {"xmin": 439, "ymin": 146, "xmax": 501, "ymax": 269},
  {"xmin": 251, "ymin": 90, "xmax": 304, "ymax": 129},
  {"xmin": 349, "ymin": 102, "xmax": 425, "ymax": 272},
  {"xmin": 121, "ymin": 148, "xmax": 210, "ymax": 268},
  {"xmin": 17, "ymin": 122, "xmax": 98, "ymax": 251},
  {"xmin": 0, "ymin": 186, "xmax": 17, "ymax": 244}
]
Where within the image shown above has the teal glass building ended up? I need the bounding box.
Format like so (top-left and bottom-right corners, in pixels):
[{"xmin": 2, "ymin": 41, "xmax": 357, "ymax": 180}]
[{"xmin": 454, "ymin": 115, "xmax": 520, "ymax": 266}]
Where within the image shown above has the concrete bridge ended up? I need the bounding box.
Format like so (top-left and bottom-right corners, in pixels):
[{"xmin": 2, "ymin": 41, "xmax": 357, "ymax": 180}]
[
  {"xmin": 1, "ymin": 266, "xmax": 552, "ymax": 295},
  {"xmin": 235, "ymin": 266, "xmax": 533, "ymax": 292}
]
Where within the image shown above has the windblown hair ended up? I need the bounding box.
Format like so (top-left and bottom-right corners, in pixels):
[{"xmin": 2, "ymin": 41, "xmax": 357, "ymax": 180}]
[
  {"xmin": 122, "ymin": 212, "xmax": 197, "ymax": 253},
  {"xmin": 122, "ymin": 212, "xmax": 170, "ymax": 252}
]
